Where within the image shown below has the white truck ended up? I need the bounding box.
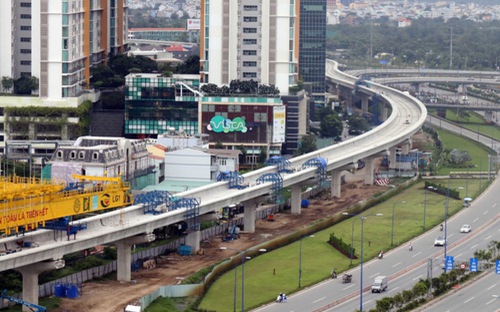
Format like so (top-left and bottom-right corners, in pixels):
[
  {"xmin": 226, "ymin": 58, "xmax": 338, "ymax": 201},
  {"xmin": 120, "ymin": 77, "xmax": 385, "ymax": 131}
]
[{"xmin": 371, "ymin": 275, "xmax": 388, "ymax": 293}]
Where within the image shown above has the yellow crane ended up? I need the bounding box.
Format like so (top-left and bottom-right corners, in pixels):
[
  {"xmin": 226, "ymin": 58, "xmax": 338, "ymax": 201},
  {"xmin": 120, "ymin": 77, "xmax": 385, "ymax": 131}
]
[{"xmin": 0, "ymin": 174, "xmax": 133, "ymax": 235}]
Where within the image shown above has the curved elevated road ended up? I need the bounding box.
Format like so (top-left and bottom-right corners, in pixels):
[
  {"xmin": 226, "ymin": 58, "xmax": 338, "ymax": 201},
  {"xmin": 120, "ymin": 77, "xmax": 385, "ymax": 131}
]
[{"xmin": 0, "ymin": 61, "xmax": 427, "ymax": 273}]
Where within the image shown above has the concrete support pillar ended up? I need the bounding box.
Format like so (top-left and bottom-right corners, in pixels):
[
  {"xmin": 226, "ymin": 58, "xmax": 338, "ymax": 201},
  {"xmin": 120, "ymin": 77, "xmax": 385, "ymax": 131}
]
[
  {"xmin": 412, "ymin": 83, "xmax": 420, "ymax": 95},
  {"xmin": 290, "ymin": 184, "xmax": 301, "ymax": 215},
  {"xmin": 361, "ymin": 95, "xmax": 369, "ymax": 113},
  {"xmin": 380, "ymin": 104, "xmax": 388, "ymax": 121},
  {"xmin": 186, "ymin": 230, "xmax": 201, "ymax": 254},
  {"xmin": 485, "ymin": 110, "xmax": 493, "ymax": 124},
  {"xmin": 330, "ymin": 169, "xmax": 342, "ymax": 198},
  {"xmin": 389, "ymin": 146, "xmax": 397, "ymax": 169},
  {"xmin": 402, "ymin": 142, "xmax": 410, "ymax": 155},
  {"xmin": 115, "ymin": 234, "xmax": 155, "ymax": 282},
  {"xmin": 364, "ymin": 157, "xmax": 375, "ymax": 185},
  {"xmin": 16, "ymin": 260, "xmax": 65, "ymax": 311},
  {"xmin": 243, "ymin": 205, "xmax": 256, "ymax": 233}
]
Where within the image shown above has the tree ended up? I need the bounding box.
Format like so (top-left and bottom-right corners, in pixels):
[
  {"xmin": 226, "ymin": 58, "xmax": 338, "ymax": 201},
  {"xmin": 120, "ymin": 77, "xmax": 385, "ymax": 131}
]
[
  {"xmin": 1, "ymin": 76, "xmax": 14, "ymax": 92},
  {"xmin": 14, "ymin": 76, "xmax": 39, "ymax": 95},
  {"xmin": 320, "ymin": 114, "xmax": 343, "ymax": 138},
  {"xmin": 175, "ymin": 55, "xmax": 200, "ymax": 74},
  {"xmin": 295, "ymin": 134, "xmax": 317, "ymax": 156},
  {"xmin": 447, "ymin": 149, "xmax": 471, "ymax": 165},
  {"xmin": 347, "ymin": 115, "xmax": 371, "ymax": 133}
]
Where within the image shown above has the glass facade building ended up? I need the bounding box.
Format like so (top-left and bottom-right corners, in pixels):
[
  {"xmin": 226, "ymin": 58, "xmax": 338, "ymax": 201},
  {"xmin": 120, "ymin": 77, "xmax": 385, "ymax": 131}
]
[
  {"xmin": 299, "ymin": 0, "xmax": 327, "ymax": 106},
  {"xmin": 125, "ymin": 74, "xmax": 199, "ymax": 138}
]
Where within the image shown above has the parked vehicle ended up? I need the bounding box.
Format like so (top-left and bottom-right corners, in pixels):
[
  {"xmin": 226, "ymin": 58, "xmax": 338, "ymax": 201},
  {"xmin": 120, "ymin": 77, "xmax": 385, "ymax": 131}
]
[{"xmin": 371, "ymin": 276, "xmax": 388, "ymax": 293}]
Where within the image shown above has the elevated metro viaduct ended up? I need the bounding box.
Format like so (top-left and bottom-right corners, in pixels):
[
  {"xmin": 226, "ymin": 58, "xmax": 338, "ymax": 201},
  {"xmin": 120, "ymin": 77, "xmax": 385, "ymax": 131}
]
[{"xmin": 0, "ymin": 61, "xmax": 427, "ymax": 310}]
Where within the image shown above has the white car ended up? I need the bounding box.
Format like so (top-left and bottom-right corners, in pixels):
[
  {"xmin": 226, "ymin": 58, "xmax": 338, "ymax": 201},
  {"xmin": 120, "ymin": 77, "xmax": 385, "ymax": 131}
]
[
  {"xmin": 460, "ymin": 224, "xmax": 472, "ymax": 233},
  {"xmin": 434, "ymin": 236, "xmax": 446, "ymax": 246}
]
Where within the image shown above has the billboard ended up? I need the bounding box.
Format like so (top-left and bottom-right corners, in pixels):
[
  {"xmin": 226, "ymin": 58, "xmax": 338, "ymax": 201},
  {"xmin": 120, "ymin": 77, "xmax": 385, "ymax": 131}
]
[
  {"xmin": 272, "ymin": 106, "xmax": 286, "ymax": 143},
  {"xmin": 187, "ymin": 19, "xmax": 200, "ymax": 30}
]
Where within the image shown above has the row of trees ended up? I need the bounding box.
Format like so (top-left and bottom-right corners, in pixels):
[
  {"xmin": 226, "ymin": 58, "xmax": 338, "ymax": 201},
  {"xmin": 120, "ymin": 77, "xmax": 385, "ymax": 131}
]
[
  {"xmin": 330, "ymin": 18, "xmax": 500, "ymax": 70},
  {"xmin": 1, "ymin": 76, "xmax": 39, "ymax": 95},
  {"xmin": 200, "ymin": 79, "xmax": 280, "ymax": 97}
]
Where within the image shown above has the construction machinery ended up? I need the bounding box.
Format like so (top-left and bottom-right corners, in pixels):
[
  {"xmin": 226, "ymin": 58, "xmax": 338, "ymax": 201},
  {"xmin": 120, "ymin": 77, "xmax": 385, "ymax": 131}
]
[
  {"xmin": 1, "ymin": 289, "xmax": 46, "ymax": 312},
  {"xmin": 0, "ymin": 174, "xmax": 132, "ymax": 235}
]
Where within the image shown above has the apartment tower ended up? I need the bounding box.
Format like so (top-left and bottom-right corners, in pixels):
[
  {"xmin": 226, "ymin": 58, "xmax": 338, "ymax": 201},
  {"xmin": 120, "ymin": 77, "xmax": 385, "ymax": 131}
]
[
  {"xmin": 200, "ymin": 1, "xmax": 326, "ymax": 101},
  {"xmin": 0, "ymin": 0, "xmax": 128, "ymax": 99}
]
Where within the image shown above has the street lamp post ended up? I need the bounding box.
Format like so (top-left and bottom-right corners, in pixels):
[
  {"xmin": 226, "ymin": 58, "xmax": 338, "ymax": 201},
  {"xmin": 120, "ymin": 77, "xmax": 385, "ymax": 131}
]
[
  {"xmin": 343, "ymin": 212, "xmax": 383, "ymax": 312},
  {"xmin": 299, "ymin": 235, "xmax": 314, "ymax": 288},
  {"xmin": 220, "ymin": 247, "xmax": 266, "ymax": 312},
  {"xmin": 391, "ymin": 201, "xmax": 406, "ymax": 246},
  {"xmin": 350, "ymin": 218, "xmax": 356, "ymax": 266},
  {"xmin": 423, "ymin": 188, "xmax": 427, "ymax": 231}
]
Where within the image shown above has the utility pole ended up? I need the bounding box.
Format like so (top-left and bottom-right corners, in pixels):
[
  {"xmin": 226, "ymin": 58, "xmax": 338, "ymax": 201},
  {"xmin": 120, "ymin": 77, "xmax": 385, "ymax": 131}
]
[{"xmin": 449, "ymin": 27, "xmax": 453, "ymax": 69}]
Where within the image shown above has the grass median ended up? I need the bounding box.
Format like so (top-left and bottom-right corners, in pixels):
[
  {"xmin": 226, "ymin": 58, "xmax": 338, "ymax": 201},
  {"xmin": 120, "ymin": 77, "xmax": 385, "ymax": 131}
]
[{"xmin": 197, "ymin": 178, "xmax": 486, "ymax": 312}]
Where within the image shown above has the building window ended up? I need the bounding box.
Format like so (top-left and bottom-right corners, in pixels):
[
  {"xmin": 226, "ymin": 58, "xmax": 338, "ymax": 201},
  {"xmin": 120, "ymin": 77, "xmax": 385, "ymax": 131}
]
[
  {"xmin": 70, "ymin": 151, "xmax": 76, "ymax": 159},
  {"xmin": 243, "ymin": 17, "xmax": 258, "ymax": 22},
  {"xmin": 20, "ymin": 26, "xmax": 31, "ymax": 31},
  {"xmin": 78, "ymin": 151, "xmax": 85, "ymax": 159},
  {"xmin": 243, "ymin": 61, "xmax": 257, "ymax": 67},
  {"xmin": 243, "ymin": 39, "xmax": 257, "ymax": 45},
  {"xmin": 219, "ymin": 159, "xmax": 227, "ymax": 166},
  {"xmin": 20, "ymin": 2, "xmax": 31, "ymax": 7},
  {"xmin": 243, "ymin": 5, "xmax": 258, "ymax": 11},
  {"xmin": 20, "ymin": 61, "xmax": 31, "ymax": 65},
  {"xmin": 92, "ymin": 152, "xmax": 99, "ymax": 160},
  {"xmin": 20, "ymin": 49, "xmax": 31, "ymax": 54},
  {"xmin": 243, "ymin": 28, "xmax": 257, "ymax": 33},
  {"xmin": 243, "ymin": 50, "xmax": 257, "ymax": 56},
  {"xmin": 20, "ymin": 14, "xmax": 32, "ymax": 19},
  {"xmin": 57, "ymin": 151, "xmax": 63, "ymax": 159},
  {"xmin": 243, "ymin": 72, "xmax": 257, "ymax": 78},
  {"xmin": 20, "ymin": 37, "xmax": 31, "ymax": 42}
]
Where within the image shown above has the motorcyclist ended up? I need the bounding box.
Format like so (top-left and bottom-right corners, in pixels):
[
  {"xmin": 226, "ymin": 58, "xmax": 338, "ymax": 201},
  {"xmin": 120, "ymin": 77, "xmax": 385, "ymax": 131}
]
[
  {"xmin": 409, "ymin": 242, "xmax": 413, "ymax": 251},
  {"xmin": 440, "ymin": 224, "xmax": 443, "ymax": 231},
  {"xmin": 331, "ymin": 269, "xmax": 337, "ymax": 279},
  {"xmin": 378, "ymin": 250, "xmax": 384, "ymax": 259}
]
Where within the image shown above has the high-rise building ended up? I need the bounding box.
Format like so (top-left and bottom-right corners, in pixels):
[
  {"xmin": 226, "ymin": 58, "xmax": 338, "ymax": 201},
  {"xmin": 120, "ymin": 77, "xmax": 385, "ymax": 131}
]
[
  {"xmin": 299, "ymin": 0, "xmax": 326, "ymax": 106},
  {"xmin": 0, "ymin": 0, "xmax": 128, "ymax": 99},
  {"xmin": 199, "ymin": 1, "xmax": 300, "ymax": 95}
]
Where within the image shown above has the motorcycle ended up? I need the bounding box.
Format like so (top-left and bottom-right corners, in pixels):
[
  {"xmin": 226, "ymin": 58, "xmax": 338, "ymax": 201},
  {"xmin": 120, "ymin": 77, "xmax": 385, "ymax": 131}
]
[
  {"xmin": 409, "ymin": 243, "xmax": 413, "ymax": 251},
  {"xmin": 378, "ymin": 251, "xmax": 384, "ymax": 259}
]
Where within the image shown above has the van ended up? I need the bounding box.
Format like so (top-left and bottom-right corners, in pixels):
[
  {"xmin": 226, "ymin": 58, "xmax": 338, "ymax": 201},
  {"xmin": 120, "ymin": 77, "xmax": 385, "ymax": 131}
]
[{"xmin": 371, "ymin": 276, "xmax": 388, "ymax": 293}]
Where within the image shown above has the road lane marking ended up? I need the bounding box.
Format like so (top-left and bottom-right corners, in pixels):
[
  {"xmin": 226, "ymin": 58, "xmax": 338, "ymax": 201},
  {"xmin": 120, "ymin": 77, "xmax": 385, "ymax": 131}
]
[
  {"xmin": 412, "ymin": 251, "xmax": 422, "ymax": 258},
  {"xmin": 455, "ymin": 253, "xmax": 462, "ymax": 258},
  {"xmin": 493, "ymin": 203, "xmax": 497, "ymax": 208},
  {"xmin": 473, "ymin": 218, "xmax": 479, "ymax": 223},
  {"xmin": 485, "ymin": 235, "xmax": 492, "ymax": 241},
  {"xmin": 313, "ymin": 297, "xmax": 326, "ymax": 303},
  {"xmin": 464, "ymin": 297, "xmax": 474, "ymax": 303},
  {"xmin": 412, "ymin": 275, "xmax": 422, "ymax": 281},
  {"xmin": 388, "ymin": 286, "xmax": 399, "ymax": 293},
  {"xmin": 448, "ymin": 234, "xmax": 454, "ymax": 238},
  {"xmin": 487, "ymin": 283, "xmax": 496, "ymax": 290},
  {"xmin": 392, "ymin": 262, "xmax": 402, "ymax": 268},
  {"xmin": 343, "ymin": 284, "xmax": 355, "ymax": 291},
  {"xmin": 369, "ymin": 273, "xmax": 380, "ymax": 278},
  {"xmin": 363, "ymin": 300, "xmax": 372, "ymax": 305},
  {"xmin": 483, "ymin": 210, "xmax": 489, "ymax": 215},
  {"xmin": 486, "ymin": 298, "xmax": 496, "ymax": 305},
  {"xmin": 470, "ymin": 244, "xmax": 478, "ymax": 249}
]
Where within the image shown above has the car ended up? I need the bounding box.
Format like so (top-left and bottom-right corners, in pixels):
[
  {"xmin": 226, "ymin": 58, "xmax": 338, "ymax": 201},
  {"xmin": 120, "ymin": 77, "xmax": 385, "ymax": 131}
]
[
  {"xmin": 434, "ymin": 236, "xmax": 446, "ymax": 246},
  {"xmin": 460, "ymin": 224, "xmax": 472, "ymax": 233}
]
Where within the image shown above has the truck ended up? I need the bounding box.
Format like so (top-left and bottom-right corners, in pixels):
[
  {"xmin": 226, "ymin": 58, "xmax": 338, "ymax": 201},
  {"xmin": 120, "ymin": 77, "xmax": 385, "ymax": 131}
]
[{"xmin": 371, "ymin": 276, "xmax": 388, "ymax": 293}]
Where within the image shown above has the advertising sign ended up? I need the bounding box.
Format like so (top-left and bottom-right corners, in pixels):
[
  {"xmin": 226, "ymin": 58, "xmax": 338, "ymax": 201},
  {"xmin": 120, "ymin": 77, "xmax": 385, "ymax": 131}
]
[
  {"xmin": 496, "ymin": 260, "xmax": 500, "ymax": 274},
  {"xmin": 272, "ymin": 106, "xmax": 286, "ymax": 143},
  {"xmin": 187, "ymin": 19, "xmax": 200, "ymax": 30}
]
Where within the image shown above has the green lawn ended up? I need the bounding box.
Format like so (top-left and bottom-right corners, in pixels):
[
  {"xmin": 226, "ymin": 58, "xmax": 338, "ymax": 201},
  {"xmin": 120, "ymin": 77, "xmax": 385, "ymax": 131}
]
[
  {"xmin": 198, "ymin": 179, "xmax": 485, "ymax": 312},
  {"xmin": 429, "ymin": 109, "xmax": 500, "ymax": 141},
  {"xmin": 436, "ymin": 129, "xmax": 494, "ymax": 175}
]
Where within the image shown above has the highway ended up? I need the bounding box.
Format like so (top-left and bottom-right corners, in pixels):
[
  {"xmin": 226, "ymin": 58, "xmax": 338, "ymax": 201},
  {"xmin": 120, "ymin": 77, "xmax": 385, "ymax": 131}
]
[
  {"xmin": 253, "ymin": 167, "xmax": 500, "ymax": 312},
  {"xmin": 422, "ymin": 272, "xmax": 500, "ymax": 312},
  {"xmin": 0, "ymin": 61, "xmax": 426, "ymax": 272}
]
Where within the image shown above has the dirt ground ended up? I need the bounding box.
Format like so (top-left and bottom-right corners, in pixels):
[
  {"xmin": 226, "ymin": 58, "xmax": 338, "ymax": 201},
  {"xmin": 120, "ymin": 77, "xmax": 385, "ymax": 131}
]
[
  {"xmin": 55, "ymin": 130, "xmax": 433, "ymax": 312},
  {"xmin": 54, "ymin": 178, "xmax": 387, "ymax": 312}
]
